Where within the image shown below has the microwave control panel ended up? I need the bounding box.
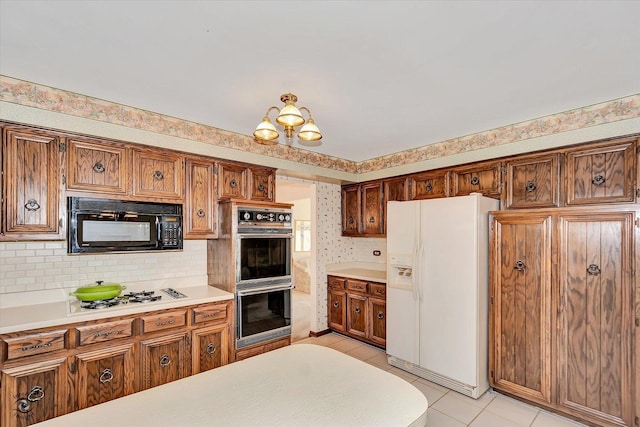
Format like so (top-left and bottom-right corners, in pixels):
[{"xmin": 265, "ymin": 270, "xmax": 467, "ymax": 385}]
[
  {"xmin": 160, "ymin": 215, "xmax": 182, "ymax": 247},
  {"xmin": 237, "ymin": 208, "xmax": 292, "ymax": 228}
]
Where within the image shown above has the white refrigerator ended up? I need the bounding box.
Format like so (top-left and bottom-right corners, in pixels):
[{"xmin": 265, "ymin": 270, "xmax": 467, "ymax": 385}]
[{"xmin": 386, "ymin": 193, "xmax": 498, "ymax": 398}]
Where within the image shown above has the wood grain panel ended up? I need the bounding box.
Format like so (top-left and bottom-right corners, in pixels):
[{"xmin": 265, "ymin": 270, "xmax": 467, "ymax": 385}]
[
  {"xmin": 409, "ymin": 170, "xmax": 449, "ymax": 200},
  {"xmin": 191, "ymin": 324, "xmax": 228, "ymax": 374},
  {"xmin": 184, "ymin": 158, "xmax": 217, "ymax": 238},
  {"xmin": 368, "ymin": 297, "xmax": 386, "ymax": 347},
  {"xmin": 218, "ymin": 162, "xmax": 247, "ymax": 199},
  {"xmin": 248, "ymin": 167, "xmax": 275, "ymax": 202},
  {"xmin": 66, "ymin": 138, "xmax": 128, "ymax": 194},
  {"xmin": 140, "ymin": 333, "xmax": 188, "ymax": 390},
  {"xmin": 341, "ymin": 185, "xmax": 360, "ymax": 235},
  {"xmin": 75, "ymin": 319, "xmax": 133, "ymax": 346},
  {"xmin": 131, "ymin": 148, "xmax": 183, "ymax": 200},
  {"xmin": 3, "ymin": 329, "xmax": 67, "ymax": 361},
  {"xmin": 328, "ymin": 289, "xmax": 347, "ymax": 332},
  {"xmin": 140, "ymin": 310, "xmax": 187, "ymax": 334},
  {"xmin": 360, "ymin": 182, "xmax": 384, "ymax": 235},
  {"xmin": 347, "ymin": 294, "xmax": 367, "ymax": 338},
  {"xmin": 505, "ymin": 154, "xmax": 560, "ymax": 209}
]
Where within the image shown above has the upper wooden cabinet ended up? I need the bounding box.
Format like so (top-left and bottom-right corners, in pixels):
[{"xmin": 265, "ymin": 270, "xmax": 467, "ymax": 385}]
[
  {"xmin": 450, "ymin": 160, "xmax": 503, "ymax": 199},
  {"xmin": 341, "ymin": 184, "xmax": 360, "ymax": 236},
  {"xmin": 184, "ymin": 158, "xmax": 217, "ymax": 239},
  {"xmin": 131, "ymin": 148, "xmax": 184, "ymax": 201},
  {"xmin": 383, "ymin": 177, "xmax": 409, "ymax": 202},
  {"xmin": 66, "ymin": 137, "xmax": 128, "ymax": 195},
  {"xmin": 248, "ymin": 167, "xmax": 275, "ymax": 202},
  {"xmin": 360, "ymin": 182, "xmax": 384, "ymax": 236},
  {"xmin": 2, "ymin": 127, "xmax": 64, "ymax": 240},
  {"xmin": 504, "ymin": 153, "xmax": 560, "ymax": 209},
  {"xmin": 565, "ymin": 138, "xmax": 637, "ymax": 206},
  {"xmin": 218, "ymin": 162, "xmax": 247, "ymax": 200},
  {"xmin": 409, "ymin": 170, "xmax": 449, "ymax": 200}
]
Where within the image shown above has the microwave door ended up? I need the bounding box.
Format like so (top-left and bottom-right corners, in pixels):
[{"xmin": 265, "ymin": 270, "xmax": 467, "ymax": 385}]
[{"xmin": 77, "ymin": 214, "xmax": 158, "ymax": 248}]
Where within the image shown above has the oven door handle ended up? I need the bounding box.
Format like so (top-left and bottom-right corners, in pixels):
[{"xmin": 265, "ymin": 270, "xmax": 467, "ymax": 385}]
[
  {"xmin": 237, "ymin": 233, "xmax": 293, "ymax": 239},
  {"xmin": 237, "ymin": 284, "xmax": 294, "ymax": 296}
]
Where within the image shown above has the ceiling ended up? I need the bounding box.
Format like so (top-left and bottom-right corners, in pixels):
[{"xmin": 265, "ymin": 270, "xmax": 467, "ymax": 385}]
[{"xmin": 1, "ymin": 1, "xmax": 639, "ymax": 162}]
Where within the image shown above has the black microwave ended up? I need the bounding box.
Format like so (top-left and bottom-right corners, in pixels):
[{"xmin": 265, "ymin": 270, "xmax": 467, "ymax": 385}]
[{"xmin": 67, "ymin": 197, "xmax": 183, "ymax": 254}]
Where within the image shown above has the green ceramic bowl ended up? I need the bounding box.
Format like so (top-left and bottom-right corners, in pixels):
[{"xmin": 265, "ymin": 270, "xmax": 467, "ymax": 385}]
[{"xmin": 69, "ymin": 281, "xmax": 126, "ymax": 301}]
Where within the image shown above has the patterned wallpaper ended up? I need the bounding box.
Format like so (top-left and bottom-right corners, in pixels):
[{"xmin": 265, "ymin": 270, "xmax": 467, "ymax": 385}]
[{"xmin": 1, "ymin": 75, "xmax": 638, "ymax": 175}]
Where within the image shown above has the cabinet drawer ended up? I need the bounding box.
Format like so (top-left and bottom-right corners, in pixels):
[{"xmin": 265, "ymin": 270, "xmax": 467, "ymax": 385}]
[
  {"xmin": 140, "ymin": 310, "xmax": 187, "ymax": 334},
  {"xmin": 75, "ymin": 319, "xmax": 134, "ymax": 346},
  {"xmin": 409, "ymin": 170, "xmax": 449, "ymax": 199},
  {"xmin": 2, "ymin": 329, "xmax": 67, "ymax": 361},
  {"xmin": 263, "ymin": 337, "xmax": 290, "ymax": 352},
  {"xmin": 192, "ymin": 304, "xmax": 228, "ymax": 325},
  {"xmin": 369, "ymin": 283, "xmax": 386, "ymax": 298},
  {"xmin": 346, "ymin": 279, "xmax": 368, "ymax": 293},
  {"xmin": 327, "ymin": 276, "xmax": 346, "ymax": 290}
]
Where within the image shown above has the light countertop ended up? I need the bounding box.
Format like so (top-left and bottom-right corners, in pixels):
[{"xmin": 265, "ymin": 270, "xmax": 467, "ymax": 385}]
[
  {"xmin": 326, "ymin": 262, "xmax": 387, "ymax": 283},
  {"xmin": 0, "ymin": 276, "xmax": 233, "ymax": 334},
  {"xmin": 33, "ymin": 344, "xmax": 428, "ymax": 427}
]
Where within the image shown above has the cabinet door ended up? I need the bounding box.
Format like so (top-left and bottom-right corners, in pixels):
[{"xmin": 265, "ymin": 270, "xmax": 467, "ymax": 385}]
[
  {"xmin": 347, "ymin": 294, "xmax": 368, "ymax": 338},
  {"xmin": 565, "ymin": 138, "xmax": 637, "ymax": 206},
  {"xmin": 341, "ymin": 185, "xmax": 360, "ymax": 235},
  {"xmin": 1, "ymin": 357, "xmax": 68, "ymax": 427},
  {"xmin": 328, "ymin": 289, "xmax": 347, "ymax": 332},
  {"xmin": 66, "ymin": 138, "xmax": 128, "ymax": 194},
  {"xmin": 450, "ymin": 161, "xmax": 502, "ymax": 198},
  {"xmin": 248, "ymin": 167, "xmax": 274, "ymax": 202},
  {"xmin": 360, "ymin": 182, "xmax": 384, "ymax": 236},
  {"xmin": 409, "ymin": 170, "xmax": 449, "ymax": 200},
  {"xmin": 383, "ymin": 177, "xmax": 408, "ymax": 202},
  {"xmin": 489, "ymin": 213, "xmax": 553, "ymax": 404},
  {"xmin": 75, "ymin": 343, "xmax": 135, "ymax": 410},
  {"xmin": 140, "ymin": 332, "xmax": 188, "ymax": 390},
  {"xmin": 368, "ymin": 297, "xmax": 386, "ymax": 347},
  {"xmin": 191, "ymin": 324, "xmax": 229, "ymax": 375},
  {"xmin": 505, "ymin": 154, "xmax": 560, "ymax": 209},
  {"xmin": 218, "ymin": 162, "xmax": 247, "ymax": 199},
  {"xmin": 557, "ymin": 212, "xmax": 635, "ymax": 426},
  {"xmin": 2, "ymin": 127, "xmax": 63, "ymax": 239},
  {"xmin": 185, "ymin": 159, "xmax": 217, "ymax": 239},
  {"xmin": 132, "ymin": 148, "xmax": 183, "ymax": 200}
]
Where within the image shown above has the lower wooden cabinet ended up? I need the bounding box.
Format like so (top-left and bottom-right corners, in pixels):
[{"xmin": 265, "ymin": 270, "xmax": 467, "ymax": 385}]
[
  {"xmin": 235, "ymin": 336, "xmax": 290, "ymax": 361},
  {"xmin": 74, "ymin": 343, "xmax": 136, "ymax": 410},
  {"xmin": 327, "ymin": 275, "xmax": 386, "ymax": 348},
  {"xmin": 191, "ymin": 324, "xmax": 229, "ymax": 374},
  {"xmin": 140, "ymin": 332, "xmax": 189, "ymax": 390},
  {"xmin": 0, "ymin": 356, "xmax": 69, "ymax": 427}
]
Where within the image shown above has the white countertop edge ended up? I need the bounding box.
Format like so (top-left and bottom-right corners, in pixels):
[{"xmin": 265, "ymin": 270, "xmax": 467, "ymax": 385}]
[
  {"xmin": 326, "ymin": 262, "xmax": 387, "ymax": 283},
  {"xmin": 326, "ymin": 261, "xmax": 386, "ymax": 272}
]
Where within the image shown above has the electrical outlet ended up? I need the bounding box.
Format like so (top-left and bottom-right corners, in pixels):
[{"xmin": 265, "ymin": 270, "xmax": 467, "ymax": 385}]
[{"xmin": 373, "ymin": 250, "xmax": 381, "ymax": 256}]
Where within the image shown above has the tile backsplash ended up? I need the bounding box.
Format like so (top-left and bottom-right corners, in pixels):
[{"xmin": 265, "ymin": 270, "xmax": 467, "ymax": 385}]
[{"xmin": 0, "ymin": 240, "xmax": 207, "ymax": 294}]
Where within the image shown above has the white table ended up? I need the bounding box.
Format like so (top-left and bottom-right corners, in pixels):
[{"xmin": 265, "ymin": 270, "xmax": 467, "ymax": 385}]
[{"xmin": 34, "ymin": 344, "xmax": 428, "ymax": 426}]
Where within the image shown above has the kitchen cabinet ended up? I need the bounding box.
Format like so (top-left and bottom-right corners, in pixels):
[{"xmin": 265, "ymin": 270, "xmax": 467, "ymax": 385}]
[
  {"xmin": 341, "ymin": 184, "xmax": 360, "ymax": 235},
  {"xmin": 1, "ymin": 126, "xmax": 64, "ymax": 240},
  {"xmin": 565, "ymin": 138, "xmax": 637, "ymax": 206},
  {"xmin": 489, "ymin": 212, "xmax": 553, "ymax": 405},
  {"xmin": 504, "ymin": 153, "xmax": 560, "ymax": 209},
  {"xmin": 360, "ymin": 181, "xmax": 384, "ymax": 236},
  {"xmin": 235, "ymin": 336, "xmax": 290, "ymax": 361},
  {"xmin": 0, "ymin": 356, "xmax": 69, "ymax": 427},
  {"xmin": 131, "ymin": 147, "xmax": 184, "ymax": 201},
  {"xmin": 490, "ymin": 209, "xmax": 637, "ymax": 427},
  {"xmin": 184, "ymin": 158, "xmax": 218, "ymax": 239},
  {"xmin": 218, "ymin": 162, "xmax": 247, "ymax": 200},
  {"xmin": 74, "ymin": 343, "xmax": 136, "ymax": 410},
  {"xmin": 450, "ymin": 160, "xmax": 503, "ymax": 199},
  {"xmin": 409, "ymin": 169, "xmax": 449, "ymax": 200},
  {"xmin": 191, "ymin": 324, "xmax": 229, "ymax": 374},
  {"xmin": 140, "ymin": 332, "xmax": 189, "ymax": 390},
  {"xmin": 326, "ymin": 275, "xmax": 386, "ymax": 348},
  {"xmin": 248, "ymin": 166, "xmax": 275, "ymax": 202},
  {"xmin": 66, "ymin": 137, "xmax": 128, "ymax": 195}
]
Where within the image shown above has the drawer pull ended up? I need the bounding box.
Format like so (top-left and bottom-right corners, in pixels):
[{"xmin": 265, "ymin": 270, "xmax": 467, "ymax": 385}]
[
  {"xmin": 24, "ymin": 199, "xmax": 41, "ymax": 211},
  {"xmin": 94, "ymin": 330, "xmax": 121, "ymax": 339},
  {"xmin": 22, "ymin": 342, "xmax": 52, "ymax": 352},
  {"xmin": 425, "ymin": 183, "xmax": 433, "ymax": 192},
  {"xmin": 348, "ymin": 216, "xmax": 354, "ymax": 225},
  {"xmin": 369, "ymin": 216, "xmax": 375, "ymax": 223},
  {"xmin": 375, "ymin": 289, "xmax": 384, "ymax": 294},
  {"xmin": 587, "ymin": 264, "xmax": 601, "ymax": 276},
  {"xmin": 28, "ymin": 386, "xmax": 45, "ymax": 402},
  {"xmin": 196, "ymin": 209, "xmax": 206, "ymax": 218},
  {"xmin": 591, "ymin": 175, "xmax": 606, "ymax": 186},
  {"xmin": 377, "ymin": 311, "xmax": 384, "ymax": 319},
  {"xmin": 470, "ymin": 176, "xmax": 480, "ymax": 186},
  {"xmin": 206, "ymin": 343, "xmax": 216, "ymax": 355},
  {"xmin": 92, "ymin": 161, "xmax": 105, "ymax": 173},
  {"xmin": 514, "ymin": 260, "xmax": 526, "ymax": 271},
  {"xmin": 159, "ymin": 354, "xmax": 171, "ymax": 367},
  {"xmin": 333, "ymin": 301, "xmax": 340, "ymax": 308},
  {"xmin": 99, "ymin": 368, "xmax": 113, "ymax": 384},
  {"xmin": 156, "ymin": 318, "xmax": 176, "ymax": 327},
  {"xmin": 355, "ymin": 306, "xmax": 361, "ymax": 314},
  {"xmin": 257, "ymin": 182, "xmax": 265, "ymax": 192},
  {"xmin": 230, "ymin": 178, "xmax": 237, "ymax": 188},
  {"xmin": 153, "ymin": 170, "xmax": 164, "ymax": 180},
  {"xmin": 525, "ymin": 181, "xmax": 537, "ymax": 192}
]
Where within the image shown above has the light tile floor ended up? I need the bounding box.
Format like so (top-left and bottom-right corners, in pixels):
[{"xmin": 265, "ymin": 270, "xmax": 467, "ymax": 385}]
[{"xmin": 295, "ymin": 333, "xmax": 588, "ymax": 427}]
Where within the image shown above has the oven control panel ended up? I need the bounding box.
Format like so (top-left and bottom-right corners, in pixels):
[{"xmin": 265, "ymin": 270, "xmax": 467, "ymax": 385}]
[{"xmin": 237, "ymin": 208, "xmax": 292, "ymax": 228}]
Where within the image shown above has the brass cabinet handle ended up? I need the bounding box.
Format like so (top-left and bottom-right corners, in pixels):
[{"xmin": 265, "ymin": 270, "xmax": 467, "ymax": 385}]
[
  {"xmin": 514, "ymin": 260, "xmax": 526, "ymax": 271},
  {"xmin": 206, "ymin": 343, "xmax": 216, "ymax": 355},
  {"xmin": 355, "ymin": 306, "xmax": 361, "ymax": 314},
  {"xmin": 591, "ymin": 175, "xmax": 606, "ymax": 186},
  {"xmin": 24, "ymin": 199, "xmax": 41, "ymax": 211},
  {"xmin": 257, "ymin": 182, "xmax": 265, "ymax": 192},
  {"xmin": 525, "ymin": 181, "xmax": 537, "ymax": 192},
  {"xmin": 99, "ymin": 368, "xmax": 113, "ymax": 384},
  {"xmin": 425, "ymin": 183, "xmax": 433, "ymax": 192},
  {"xmin": 27, "ymin": 386, "xmax": 45, "ymax": 402},
  {"xmin": 470, "ymin": 176, "xmax": 480, "ymax": 186},
  {"xmin": 333, "ymin": 301, "xmax": 340, "ymax": 308},
  {"xmin": 377, "ymin": 311, "xmax": 384, "ymax": 319},
  {"xmin": 348, "ymin": 216, "xmax": 354, "ymax": 225},
  {"xmin": 92, "ymin": 161, "xmax": 105, "ymax": 173},
  {"xmin": 159, "ymin": 354, "xmax": 171, "ymax": 367},
  {"xmin": 587, "ymin": 264, "xmax": 601, "ymax": 275},
  {"xmin": 230, "ymin": 178, "xmax": 237, "ymax": 188},
  {"xmin": 369, "ymin": 216, "xmax": 375, "ymax": 223},
  {"xmin": 196, "ymin": 209, "xmax": 206, "ymax": 218},
  {"xmin": 153, "ymin": 170, "xmax": 164, "ymax": 180}
]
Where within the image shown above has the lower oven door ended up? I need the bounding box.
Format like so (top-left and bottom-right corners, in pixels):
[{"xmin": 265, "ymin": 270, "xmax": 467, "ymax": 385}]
[{"xmin": 236, "ymin": 283, "xmax": 293, "ymax": 349}]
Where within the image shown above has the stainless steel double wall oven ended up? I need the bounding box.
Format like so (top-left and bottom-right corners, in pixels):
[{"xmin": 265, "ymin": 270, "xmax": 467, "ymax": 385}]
[{"xmin": 234, "ymin": 206, "xmax": 293, "ymax": 349}]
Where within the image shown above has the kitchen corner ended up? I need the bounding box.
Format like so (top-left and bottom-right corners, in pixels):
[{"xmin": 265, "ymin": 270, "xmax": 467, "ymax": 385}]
[{"xmin": 326, "ymin": 261, "xmax": 387, "ymax": 283}]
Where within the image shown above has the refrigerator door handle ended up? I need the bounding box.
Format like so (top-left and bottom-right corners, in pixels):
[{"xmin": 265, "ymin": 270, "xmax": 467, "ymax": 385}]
[{"xmin": 412, "ymin": 243, "xmax": 420, "ymax": 301}]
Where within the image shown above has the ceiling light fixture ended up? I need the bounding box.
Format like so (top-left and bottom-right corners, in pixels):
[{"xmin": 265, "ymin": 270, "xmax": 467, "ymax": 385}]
[{"xmin": 253, "ymin": 93, "xmax": 322, "ymax": 146}]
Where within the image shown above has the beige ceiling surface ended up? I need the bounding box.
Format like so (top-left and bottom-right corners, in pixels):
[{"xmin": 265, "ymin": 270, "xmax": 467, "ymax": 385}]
[{"xmin": 1, "ymin": 1, "xmax": 639, "ymax": 162}]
